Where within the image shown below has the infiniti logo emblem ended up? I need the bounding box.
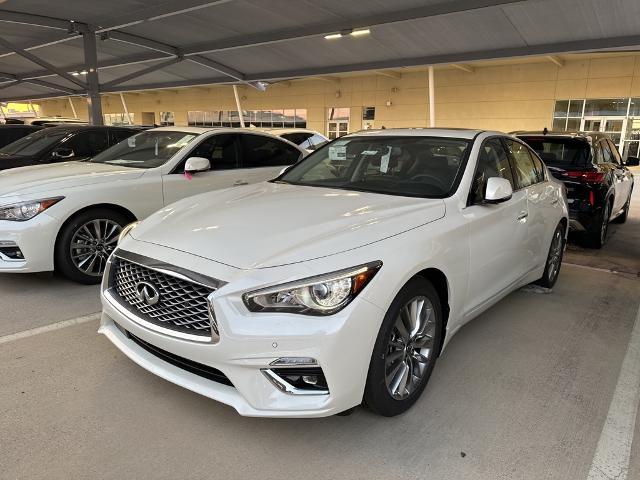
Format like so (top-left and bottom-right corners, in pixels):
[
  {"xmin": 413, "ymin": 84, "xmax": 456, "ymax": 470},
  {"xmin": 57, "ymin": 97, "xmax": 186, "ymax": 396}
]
[{"xmin": 136, "ymin": 281, "xmax": 160, "ymax": 306}]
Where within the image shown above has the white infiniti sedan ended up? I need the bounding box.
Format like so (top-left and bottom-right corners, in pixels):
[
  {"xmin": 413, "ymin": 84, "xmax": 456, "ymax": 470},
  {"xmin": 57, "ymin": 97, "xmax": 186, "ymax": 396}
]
[
  {"xmin": 100, "ymin": 129, "xmax": 568, "ymax": 417},
  {"xmin": 0, "ymin": 127, "xmax": 304, "ymax": 283}
]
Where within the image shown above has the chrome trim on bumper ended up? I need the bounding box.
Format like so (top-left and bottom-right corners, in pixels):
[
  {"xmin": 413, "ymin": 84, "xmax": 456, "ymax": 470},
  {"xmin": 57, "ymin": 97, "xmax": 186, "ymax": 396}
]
[{"xmin": 262, "ymin": 369, "xmax": 329, "ymax": 396}]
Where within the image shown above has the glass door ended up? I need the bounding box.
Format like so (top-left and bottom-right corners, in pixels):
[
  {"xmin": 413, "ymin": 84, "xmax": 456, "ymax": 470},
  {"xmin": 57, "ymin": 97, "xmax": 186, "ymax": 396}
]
[
  {"xmin": 581, "ymin": 116, "xmax": 627, "ymax": 150},
  {"xmin": 327, "ymin": 107, "xmax": 350, "ymax": 140}
]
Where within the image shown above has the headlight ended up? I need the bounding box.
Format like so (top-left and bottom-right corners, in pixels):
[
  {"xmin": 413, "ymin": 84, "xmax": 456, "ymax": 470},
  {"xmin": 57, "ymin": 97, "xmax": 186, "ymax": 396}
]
[
  {"xmin": 243, "ymin": 261, "xmax": 382, "ymax": 315},
  {"xmin": 118, "ymin": 221, "xmax": 139, "ymax": 245},
  {"xmin": 0, "ymin": 197, "xmax": 64, "ymax": 221}
]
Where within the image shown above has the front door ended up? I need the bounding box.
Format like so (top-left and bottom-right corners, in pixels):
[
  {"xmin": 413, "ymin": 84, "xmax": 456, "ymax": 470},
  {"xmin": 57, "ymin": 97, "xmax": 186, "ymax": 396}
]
[
  {"xmin": 582, "ymin": 116, "xmax": 627, "ymax": 151},
  {"xmin": 327, "ymin": 121, "xmax": 349, "ymax": 140},
  {"xmin": 464, "ymin": 138, "xmax": 530, "ymax": 314}
]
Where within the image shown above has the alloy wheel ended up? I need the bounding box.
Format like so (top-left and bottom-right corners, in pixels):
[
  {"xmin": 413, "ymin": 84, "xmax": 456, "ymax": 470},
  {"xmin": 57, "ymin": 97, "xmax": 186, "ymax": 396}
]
[
  {"xmin": 385, "ymin": 296, "xmax": 436, "ymax": 400},
  {"xmin": 547, "ymin": 230, "xmax": 563, "ymax": 283},
  {"xmin": 69, "ymin": 219, "xmax": 122, "ymax": 277}
]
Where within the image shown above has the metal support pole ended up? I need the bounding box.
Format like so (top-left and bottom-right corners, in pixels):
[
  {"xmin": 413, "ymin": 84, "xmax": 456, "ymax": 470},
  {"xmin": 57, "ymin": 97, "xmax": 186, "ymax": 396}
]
[
  {"xmin": 120, "ymin": 92, "xmax": 133, "ymax": 125},
  {"xmin": 82, "ymin": 30, "xmax": 103, "ymax": 125},
  {"xmin": 29, "ymin": 100, "xmax": 39, "ymax": 117},
  {"xmin": 67, "ymin": 97, "xmax": 77, "ymax": 119},
  {"xmin": 233, "ymin": 85, "xmax": 245, "ymax": 128},
  {"xmin": 428, "ymin": 66, "xmax": 435, "ymax": 128}
]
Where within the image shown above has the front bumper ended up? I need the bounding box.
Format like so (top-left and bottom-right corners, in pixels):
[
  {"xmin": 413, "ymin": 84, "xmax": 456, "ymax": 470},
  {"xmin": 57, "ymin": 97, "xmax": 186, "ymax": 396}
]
[
  {"xmin": 99, "ymin": 244, "xmax": 385, "ymax": 418},
  {"xmin": 0, "ymin": 213, "xmax": 59, "ymax": 272}
]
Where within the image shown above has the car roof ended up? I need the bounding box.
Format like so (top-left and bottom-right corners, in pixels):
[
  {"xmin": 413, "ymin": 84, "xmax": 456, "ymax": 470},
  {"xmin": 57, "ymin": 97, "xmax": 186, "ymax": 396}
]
[
  {"xmin": 254, "ymin": 127, "xmax": 326, "ymax": 137},
  {"xmin": 342, "ymin": 128, "xmax": 489, "ymax": 140},
  {"xmin": 513, "ymin": 130, "xmax": 608, "ymax": 142},
  {"xmin": 0, "ymin": 124, "xmax": 43, "ymax": 129},
  {"xmin": 37, "ymin": 125, "xmax": 145, "ymax": 133}
]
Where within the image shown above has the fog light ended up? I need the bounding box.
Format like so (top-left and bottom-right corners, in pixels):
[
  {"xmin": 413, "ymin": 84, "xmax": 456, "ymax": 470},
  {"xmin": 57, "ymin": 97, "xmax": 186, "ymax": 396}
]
[
  {"xmin": 0, "ymin": 242, "xmax": 24, "ymax": 260},
  {"xmin": 263, "ymin": 367, "xmax": 329, "ymax": 395}
]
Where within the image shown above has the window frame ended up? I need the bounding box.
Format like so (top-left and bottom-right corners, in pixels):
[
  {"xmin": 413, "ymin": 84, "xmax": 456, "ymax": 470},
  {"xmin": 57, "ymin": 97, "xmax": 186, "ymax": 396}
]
[{"xmin": 466, "ymin": 135, "xmax": 517, "ymax": 206}]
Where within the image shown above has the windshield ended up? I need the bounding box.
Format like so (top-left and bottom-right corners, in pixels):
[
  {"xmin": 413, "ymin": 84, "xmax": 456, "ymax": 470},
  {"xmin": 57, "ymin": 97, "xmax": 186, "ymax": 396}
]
[
  {"xmin": 279, "ymin": 136, "xmax": 471, "ymax": 197},
  {"xmin": 0, "ymin": 129, "xmax": 67, "ymax": 157},
  {"xmin": 518, "ymin": 137, "xmax": 590, "ymax": 168},
  {"xmin": 89, "ymin": 130, "xmax": 198, "ymax": 169}
]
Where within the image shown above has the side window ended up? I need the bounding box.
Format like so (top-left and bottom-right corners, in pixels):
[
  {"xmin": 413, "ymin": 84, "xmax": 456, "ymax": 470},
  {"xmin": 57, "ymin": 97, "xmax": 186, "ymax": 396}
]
[
  {"xmin": 607, "ymin": 139, "xmax": 622, "ymax": 165},
  {"xmin": 281, "ymin": 132, "xmax": 312, "ymax": 147},
  {"xmin": 505, "ymin": 139, "xmax": 538, "ymax": 189},
  {"xmin": 186, "ymin": 134, "xmax": 238, "ymax": 171},
  {"xmin": 469, "ymin": 138, "xmax": 515, "ymax": 205},
  {"xmin": 239, "ymin": 134, "xmax": 302, "ymax": 168},
  {"xmin": 593, "ymin": 143, "xmax": 604, "ymax": 164},
  {"xmin": 65, "ymin": 130, "xmax": 109, "ymax": 157},
  {"xmin": 528, "ymin": 148, "xmax": 546, "ymax": 183},
  {"xmin": 601, "ymin": 140, "xmax": 614, "ymax": 164}
]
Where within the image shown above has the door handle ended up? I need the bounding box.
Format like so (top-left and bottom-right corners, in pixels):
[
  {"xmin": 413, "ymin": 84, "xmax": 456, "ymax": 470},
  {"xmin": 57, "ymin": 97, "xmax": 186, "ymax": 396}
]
[
  {"xmin": 233, "ymin": 180, "xmax": 249, "ymax": 186},
  {"xmin": 517, "ymin": 211, "xmax": 528, "ymax": 221}
]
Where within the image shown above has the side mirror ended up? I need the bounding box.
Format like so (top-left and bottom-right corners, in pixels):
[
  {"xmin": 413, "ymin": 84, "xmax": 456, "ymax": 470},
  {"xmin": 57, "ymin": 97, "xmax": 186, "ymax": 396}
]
[
  {"xmin": 625, "ymin": 156, "xmax": 639, "ymax": 167},
  {"xmin": 52, "ymin": 147, "xmax": 75, "ymax": 160},
  {"xmin": 484, "ymin": 177, "xmax": 513, "ymax": 204},
  {"xmin": 184, "ymin": 156, "xmax": 210, "ymax": 174}
]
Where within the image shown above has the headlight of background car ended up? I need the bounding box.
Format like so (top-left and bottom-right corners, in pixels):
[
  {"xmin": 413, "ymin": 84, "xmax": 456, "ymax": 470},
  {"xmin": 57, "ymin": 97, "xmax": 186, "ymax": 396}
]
[
  {"xmin": 243, "ymin": 261, "xmax": 382, "ymax": 315},
  {"xmin": 0, "ymin": 197, "xmax": 64, "ymax": 221},
  {"xmin": 118, "ymin": 221, "xmax": 139, "ymax": 245}
]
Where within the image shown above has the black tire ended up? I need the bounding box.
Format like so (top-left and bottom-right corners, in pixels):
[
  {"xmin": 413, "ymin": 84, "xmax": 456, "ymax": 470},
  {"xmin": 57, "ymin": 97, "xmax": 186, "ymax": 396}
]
[
  {"xmin": 613, "ymin": 189, "xmax": 632, "ymax": 224},
  {"xmin": 534, "ymin": 223, "xmax": 565, "ymax": 289},
  {"xmin": 584, "ymin": 199, "xmax": 611, "ymax": 249},
  {"xmin": 55, "ymin": 208, "xmax": 129, "ymax": 284},
  {"xmin": 364, "ymin": 277, "xmax": 443, "ymax": 417}
]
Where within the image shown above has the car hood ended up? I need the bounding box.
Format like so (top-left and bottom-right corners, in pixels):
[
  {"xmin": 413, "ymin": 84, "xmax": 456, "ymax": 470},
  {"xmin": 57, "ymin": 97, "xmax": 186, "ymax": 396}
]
[
  {"xmin": 131, "ymin": 182, "xmax": 446, "ymax": 269},
  {"xmin": 0, "ymin": 161, "xmax": 145, "ymax": 198}
]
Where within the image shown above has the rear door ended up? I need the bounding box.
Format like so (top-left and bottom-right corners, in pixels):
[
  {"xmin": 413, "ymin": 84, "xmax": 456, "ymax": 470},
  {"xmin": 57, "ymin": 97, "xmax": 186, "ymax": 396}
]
[
  {"xmin": 237, "ymin": 133, "xmax": 303, "ymax": 184},
  {"xmin": 161, "ymin": 133, "xmax": 241, "ymax": 205},
  {"xmin": 464, "ymin": 137, "xmax": 530, "ymax": 312},
  {"xmin": 605, "ymin": 138, "xmax": 633, "ymax": 213}
]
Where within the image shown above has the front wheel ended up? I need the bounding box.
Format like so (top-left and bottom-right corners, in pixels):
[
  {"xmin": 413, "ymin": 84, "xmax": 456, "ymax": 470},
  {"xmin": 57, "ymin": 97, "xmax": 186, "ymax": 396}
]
[
  {"xmin": 364, "ymin": 277, "xmax": 443, "ymax": 417},
  {"xmin": 535, "ymin": 223, "xmax": 565, "ymax": 289},
  {"xmin": 55, "ymin": 209, "xmax": 128, "ymax": 284}
]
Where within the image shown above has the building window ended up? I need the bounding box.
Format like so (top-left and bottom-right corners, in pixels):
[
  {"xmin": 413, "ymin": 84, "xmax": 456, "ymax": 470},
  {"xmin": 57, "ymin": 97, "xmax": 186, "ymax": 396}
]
[
  {"xmin": 362, "ymin": 107, "xmax": 376, "ymax": 120},
  {"xmin": 584, "ymin": 98, "xmax": 629, "ymax": 116},
  {"xmin": 186, "ymin": 109, "xmax": 307, "ymax": 128},
  {"xmin": 104, "ymin": 113, "xmax": 134, "ymax": 125},
  {"xmin": 160, "ymin": 112, "xmax": 174, "ymax": 126},
  {"xmin": 552, "ymin": 99, "xmax": 584, "ymax": 131},
  {"xmin": 327, "ymin": 107, "xmax": 350, "ymax": 139}
]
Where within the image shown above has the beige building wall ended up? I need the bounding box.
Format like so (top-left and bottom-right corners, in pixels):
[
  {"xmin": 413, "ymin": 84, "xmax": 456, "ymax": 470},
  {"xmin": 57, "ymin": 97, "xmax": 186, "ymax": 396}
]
[{"xmin": 38, "ymin": 53, "xmax": 640, "ymax": 135}]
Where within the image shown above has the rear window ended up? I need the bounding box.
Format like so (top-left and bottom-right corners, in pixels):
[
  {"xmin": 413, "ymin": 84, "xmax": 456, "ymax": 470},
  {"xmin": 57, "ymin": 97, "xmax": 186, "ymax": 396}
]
[{"xmin": 517, "ymin": 137, "xmax": 590, "ymax": 167}]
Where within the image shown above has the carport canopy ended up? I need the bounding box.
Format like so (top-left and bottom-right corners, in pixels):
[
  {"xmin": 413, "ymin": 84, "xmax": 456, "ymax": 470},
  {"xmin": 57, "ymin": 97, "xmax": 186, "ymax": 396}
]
[{"xmin": 0, "ymin": 0, "xmax": 639, "ymax": 123}]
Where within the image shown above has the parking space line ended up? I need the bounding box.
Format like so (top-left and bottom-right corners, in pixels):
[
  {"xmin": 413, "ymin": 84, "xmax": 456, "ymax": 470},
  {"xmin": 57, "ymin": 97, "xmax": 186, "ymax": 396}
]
[
  {"xmin": 587, "ymin": 304, "xmax": 640, "ymax": 480},
  {"xmin": 0, "ymin": 312, "xmax": 100, "ymax": 345}
]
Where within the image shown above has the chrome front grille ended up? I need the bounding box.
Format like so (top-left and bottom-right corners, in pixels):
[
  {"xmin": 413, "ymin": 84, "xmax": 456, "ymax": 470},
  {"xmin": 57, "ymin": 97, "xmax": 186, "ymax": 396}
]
[{"xmin": 110, "ymin": 254, "xmax": 221, "ymax": 340}]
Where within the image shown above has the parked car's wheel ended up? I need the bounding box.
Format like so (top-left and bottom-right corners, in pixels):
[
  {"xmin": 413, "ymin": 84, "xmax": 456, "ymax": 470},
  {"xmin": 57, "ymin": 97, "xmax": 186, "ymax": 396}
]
[
  {"xmin": 534, "ymin": 223, "xmax": 565, "ymax": 289},
  {"xmin": 55, "ymin": 208, "xmax": 128, "ymax": 284},
  {"xmin": 613, "ymin": 189, "xmax": 632, "ymax": 224},
  {"xmin": 364, "ymin": 277, "xmax": 443, "ymax": 417},
  {"xmin": 585, "ymin": 200, "xmax": 611, "ymax": 249}
]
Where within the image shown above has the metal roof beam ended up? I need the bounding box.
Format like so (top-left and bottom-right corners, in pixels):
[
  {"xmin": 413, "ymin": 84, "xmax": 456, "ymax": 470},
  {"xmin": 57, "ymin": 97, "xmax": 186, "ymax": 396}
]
[
  {"xmin": 376, "ymin": 70, "xmax": 402, "ymax": 79},
  {"xmin": 102, "ymin": 57, "xmax": 183, "ymax": 88},
  {"xmin": 241, "ymin": 33, "xmax": 640, "ymax": 82},
  {"xmin": 180, "ymin": 0, "xmax": 526, "ymax": 55},
  {"xmin": 0, "ymin": 36, "xmax": 88, "ymax": 88},
  {"xmin": 0, "ymin": 33, "xmax": 81, "ymax": 59},
  {"xmin": 94, "ymin": 0, "xmax": 234, "ymax": 32},
  {"xmin": 0, "ymin": 10, "xmax": 76, "ymax": 30},
  {"xmin": 25, "ymin": 78, "xmax": 79, "ymax": 94},
  {"xmin": 546, "ymin": 55, "xmax": 564, "ymax": 67},
  {"xmin": 451, "ymin": 63, "xmax": 475, "ymax": 73}
]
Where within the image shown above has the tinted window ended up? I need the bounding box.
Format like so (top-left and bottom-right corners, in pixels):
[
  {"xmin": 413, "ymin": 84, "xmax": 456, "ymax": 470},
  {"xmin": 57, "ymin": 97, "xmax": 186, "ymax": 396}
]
[
  {"xmin": 505, "ymin": 139, "xmax": 538, "ymax": 189},
  {"xmin": 606, "ymin": 140, "xmax": 622, "ymax": 165},
  {"xmin": 280, "ymin": 136, "xmax": 470, "ymax": 198},
  {"xmin": 470, "ymin": 138, "xmax": 514, "ymax": 204},
  {"xmin": 0, "ymin": 127, "xmax": 40, "ymax": 148},
  {"xmin": 64, "ymin": 130, "xmax": 109, "ymax": 157},
  {"xmin": 529, "ymin": 150, "xmax": 546, "ymax": 183},
  {"xmin": 0, "ymin": 129, "xmax": 68, "ymax": 157},
  {"xmin": 240, "ymin": 134, "xmax": 301, "ymax": 168},
  {"xmin": 188, "ymin": 134, "xmax": 238, "ymax": 171},
  {"xmin": 518, "ymin": 136, "xmax": 590, "ymax": 168},
  {"xmin": 300, "ymin": 133, "xmax": 329, "ymax": 151},
  {"xmin": 280, "ymin": 132, "xmax": 313, "ymax": 146}
]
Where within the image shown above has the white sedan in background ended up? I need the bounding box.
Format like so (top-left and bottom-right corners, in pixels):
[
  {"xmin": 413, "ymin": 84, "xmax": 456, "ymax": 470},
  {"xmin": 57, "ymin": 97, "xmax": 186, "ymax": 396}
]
[
  {"xmin": 0, "ymin": 127, "xmax": 304, "ymax": 283},
  {"xmin": 101, "ymin": 129, "xmax": 568, "ymax": 417}
]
